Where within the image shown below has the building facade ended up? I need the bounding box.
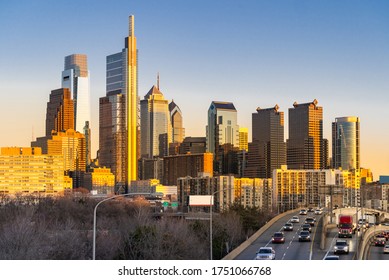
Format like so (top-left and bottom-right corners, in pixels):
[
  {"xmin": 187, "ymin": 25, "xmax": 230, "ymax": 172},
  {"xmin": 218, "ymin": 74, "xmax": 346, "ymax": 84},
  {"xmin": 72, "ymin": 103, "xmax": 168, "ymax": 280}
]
[
  {"xmin": 248, "ymin": 105, "xmax": 286, "ymax": 178},
  {"xmin": 0, "ymin": 147, "xmax": 72, "ymax": 195},
  {"xmin": 45, "ymin": 88, "xmax": 74, "ymax": 137},
  {"xmin": 287, "ymin": 99, "xmax": 326, "ymax": 169},
  {"xmin": 163, "ymin": 153, "xmax": 213, "ymax": 185},
  {"xmin": 206, "ymin": 101, "xmax": 239, "ymax": 175},
  {"xmin": 140, "ymin": 85, "xmax": 171, "ymax": 158},
  {"xmin": 273, "ymin": 166, "xmax": 360, "ymax": 212},
  {"xmin": 238, "ymin": 127, "xmax": 248, "ymax": 151},
  {"xmin": 332, "ymin": 116, "xmax": 360, "ymax": 170},
  {"xmin": 169, "ymin": 100, "xmax": 184, "ymax": 144}
]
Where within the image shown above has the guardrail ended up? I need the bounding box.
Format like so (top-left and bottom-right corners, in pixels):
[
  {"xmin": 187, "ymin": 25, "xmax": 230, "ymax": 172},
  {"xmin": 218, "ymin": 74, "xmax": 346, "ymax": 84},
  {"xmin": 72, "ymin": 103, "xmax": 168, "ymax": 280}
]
[{"xmin": 222, "ymin": 208, "xmax": 301, "ymax": 260}]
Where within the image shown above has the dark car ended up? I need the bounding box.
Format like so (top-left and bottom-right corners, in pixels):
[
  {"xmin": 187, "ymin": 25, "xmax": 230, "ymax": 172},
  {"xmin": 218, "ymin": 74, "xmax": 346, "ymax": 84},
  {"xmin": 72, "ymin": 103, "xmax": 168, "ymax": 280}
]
[
  {"xmin": 272, "ymin": 232, "xmax": 285, "ymax": 244},
  {"xmin": 301, "ymin": 223, "xmax": 312, "ymax": 233},
  {"xmin": 305, "ymin": 217, "xmax": 315, "ymax": 226},
  {"xmin": 299, "ymin": 230, "xmax": 311, "ymax": 242}
]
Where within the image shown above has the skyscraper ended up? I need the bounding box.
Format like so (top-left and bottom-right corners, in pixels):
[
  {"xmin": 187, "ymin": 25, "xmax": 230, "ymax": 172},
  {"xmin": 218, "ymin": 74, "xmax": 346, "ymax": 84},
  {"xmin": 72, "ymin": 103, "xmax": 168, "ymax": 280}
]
[
  {"xmin": 61, "ymin": 54, "xmax": 91, "ymax": 132},
  {"xmin": 140, "ymin": 85, "xmax": 171, "ymax": 158},
  {"xmin": 287, "ymin": 99, "xmax": 325, "ymax": 169},
  {"xmin": 332, "ymin": 116, "xmax": 360, "ymax": 170},
  {"xmin": 206, "ymin": 101, "xmax": 239, "ymax": 154},
  {"xmin": 126, "ymin": 15, "xmax": 138, "ymax": 181},
  {"xmin": 45, "ymin": 88, "xmax": 74, "ymax": 137},
  {"xmin": 169, "ymin": 100, "xmax": 185, "ymax": 144},
  {"xmin": 100, "ymin": 15, "xmax": 139, "ymax": 187},
  {"xmin": 248, "ymin": 105, "xmax": 286, "ymax": 178},
  {"xmin": 206, "ymin": 101, "xmax": 239, "ymax": 175}
]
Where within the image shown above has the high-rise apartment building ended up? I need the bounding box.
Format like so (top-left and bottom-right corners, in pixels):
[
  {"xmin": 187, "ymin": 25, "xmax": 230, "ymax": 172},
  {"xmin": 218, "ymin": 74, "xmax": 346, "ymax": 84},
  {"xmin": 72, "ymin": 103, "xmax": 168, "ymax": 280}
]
[
  {"xmin": 61, "ymin": 54, "xmax": 91, "ymax": 132},
  {"xmin": 332, "ymin": 116, "xmax": 360, "ymax": 170},
  {"xmin": 248, "ymin": 105, "xmax": 286, "ymax": 178},
  {"xmin": 206, "ymin": 101, "xmax": 239, "ymax": 175},
  {"xmin": 140, "ymin": 85, "xmax": 171, "ymax": 158},
  {"xmin": 45, "ymin": 88, "xmax": 74, "ymax": 137},
  {"xmin": 287, "ymin": 99, "xmax": 326, "ymax": 169},
  {"xmin": 179, "ymin": 137, "xmax": 206, "ymax": 154},
  {"xmin": 0, "ymin": 147, "xmax": 72, "ymax": 195}
]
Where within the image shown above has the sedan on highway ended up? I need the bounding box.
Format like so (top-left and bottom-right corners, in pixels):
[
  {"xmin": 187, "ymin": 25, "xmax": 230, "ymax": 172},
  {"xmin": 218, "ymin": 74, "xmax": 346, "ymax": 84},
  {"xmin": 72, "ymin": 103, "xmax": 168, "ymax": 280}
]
[
  {"xmin": 384, "ymin": 245, "xmax": 389, "ymax": 254},
  {"xmin": 375, "ymin": 235, "xmax": 386, "ymax": 246},
  {"xmin": 272, "ymin": 232, "xmax": 285, "ymax": 244},
  {"xmin": 305, "ymin": 217, "xmax": 315, "ymax": 226},
  {"xmin": 301, "ymin": 223, "xmax": 312, "ymax": 233},
  {"xmin": 299, "ymin": 209, "xmax": 307, "ymax": 215},
  {"xmin": 255, "ymin": 247, "xmax": 275, "ymax": 260},
  {"xmin": 334, "ymin": 239, "xmax": 349, "ymax": 254},
  {"xmin": 298, "ymin": 230, "xmax": 311, "ymax": 242},
  {"xmin": 314, "ymin": 208, "xmax": 323, "ymax": 215},
  {"xmin": 290, "ymin": 216, "xmax": 300, "ymax": 223},
  {"xmin": 283, "ymin": 223, "xmax": 294, "ymax": 231}
]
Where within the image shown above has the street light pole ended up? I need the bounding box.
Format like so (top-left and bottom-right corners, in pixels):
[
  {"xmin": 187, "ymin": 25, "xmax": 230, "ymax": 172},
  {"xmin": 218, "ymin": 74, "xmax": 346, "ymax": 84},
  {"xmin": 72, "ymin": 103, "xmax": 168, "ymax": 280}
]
[
  {"xmin": 92, "ymin": 192, "xmax": 152, "ymax": 260},
  {"xmin": 209, "ymin": 187, "xmax": 236, "ymax": 260}
]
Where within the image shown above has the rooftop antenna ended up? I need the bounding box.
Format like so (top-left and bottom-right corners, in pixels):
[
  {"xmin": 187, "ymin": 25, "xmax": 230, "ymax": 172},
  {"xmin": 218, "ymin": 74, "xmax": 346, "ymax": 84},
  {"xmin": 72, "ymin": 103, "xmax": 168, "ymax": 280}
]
[{"xmin": 157, "ymin": 72, "xmax": 160, "ymax": 90}]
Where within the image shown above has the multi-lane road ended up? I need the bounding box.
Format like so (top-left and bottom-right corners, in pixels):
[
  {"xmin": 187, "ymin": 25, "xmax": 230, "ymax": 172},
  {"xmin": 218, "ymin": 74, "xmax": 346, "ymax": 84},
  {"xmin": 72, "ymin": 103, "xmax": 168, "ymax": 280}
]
[{"xmin": 234, "ymin": 210, "xmax": 378, "ymax": 260}]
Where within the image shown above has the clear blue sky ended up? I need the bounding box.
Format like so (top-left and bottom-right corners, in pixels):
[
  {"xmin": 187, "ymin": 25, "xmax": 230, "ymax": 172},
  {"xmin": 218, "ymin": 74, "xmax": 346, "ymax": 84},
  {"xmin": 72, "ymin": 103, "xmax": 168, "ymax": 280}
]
[{"xmin": 1, "ymin": 0, "xmax": 389, "ymax": 178}]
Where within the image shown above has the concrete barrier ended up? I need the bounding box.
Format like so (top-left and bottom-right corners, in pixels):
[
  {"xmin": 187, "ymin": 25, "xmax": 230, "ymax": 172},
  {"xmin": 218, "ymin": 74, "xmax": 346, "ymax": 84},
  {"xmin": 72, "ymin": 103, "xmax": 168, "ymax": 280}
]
[
  {"xmin": 222, "ymin": 208, "xmax": 301, "ymax": 260},
  {"xmin": 358, "ymin": 225, "xmax": 389, "ymax": 260}
]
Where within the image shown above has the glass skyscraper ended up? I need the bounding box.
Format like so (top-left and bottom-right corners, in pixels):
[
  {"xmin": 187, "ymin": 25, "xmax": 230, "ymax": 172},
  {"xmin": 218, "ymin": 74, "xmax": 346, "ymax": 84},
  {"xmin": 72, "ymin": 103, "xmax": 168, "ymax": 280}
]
[{"xmin": 332, "ymin": 116, "xmax": 360, "ymax": 170}]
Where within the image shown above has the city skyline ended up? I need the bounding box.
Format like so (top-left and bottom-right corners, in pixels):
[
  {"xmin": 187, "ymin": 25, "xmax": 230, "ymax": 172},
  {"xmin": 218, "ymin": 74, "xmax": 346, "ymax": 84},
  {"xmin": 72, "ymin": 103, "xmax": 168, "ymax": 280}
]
[{"xmin": 1, "ymin": 1, "xmax": 389, "ymax": 177}]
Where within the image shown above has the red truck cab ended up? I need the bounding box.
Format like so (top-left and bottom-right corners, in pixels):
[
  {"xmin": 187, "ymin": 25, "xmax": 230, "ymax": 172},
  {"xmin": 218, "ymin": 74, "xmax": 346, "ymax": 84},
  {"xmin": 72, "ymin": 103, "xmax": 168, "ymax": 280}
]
[{"xmin": 338, "ymin": 215, "xmax": 355, "ymax": 238}]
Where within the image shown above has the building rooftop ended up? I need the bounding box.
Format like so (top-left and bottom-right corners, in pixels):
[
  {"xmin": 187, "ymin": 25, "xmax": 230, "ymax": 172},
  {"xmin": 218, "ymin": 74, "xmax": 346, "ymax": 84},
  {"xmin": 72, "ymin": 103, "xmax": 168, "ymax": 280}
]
[{"xmin": 211, "ymin": 101, "xmax": 236, "ymax": 111}]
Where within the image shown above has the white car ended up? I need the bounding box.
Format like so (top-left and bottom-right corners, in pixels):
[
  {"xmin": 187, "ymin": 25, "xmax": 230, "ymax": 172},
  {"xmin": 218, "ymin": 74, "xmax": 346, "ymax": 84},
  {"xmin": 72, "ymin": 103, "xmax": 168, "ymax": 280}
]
[
  {"xmin": 384, "ymin": 245, "xmax": 389, "ymax": 254},
  {"xmin": 314, "ymin": 209, "xmax": 322, "ymax": 215},
  {"xmin": 255, "ymin": 247, "xmax": 275, "ymax": 260},
  {"xmin": 290, "ymin": 216, "xmax": 300, "ymax": 223}
]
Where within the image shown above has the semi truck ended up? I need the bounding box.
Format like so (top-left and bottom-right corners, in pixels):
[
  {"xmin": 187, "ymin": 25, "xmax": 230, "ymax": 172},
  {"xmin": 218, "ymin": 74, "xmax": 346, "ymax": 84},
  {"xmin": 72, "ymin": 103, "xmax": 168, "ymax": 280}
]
[{"xmin": 338, "ymin": 215, "xmax": 355, "ymax": 238}]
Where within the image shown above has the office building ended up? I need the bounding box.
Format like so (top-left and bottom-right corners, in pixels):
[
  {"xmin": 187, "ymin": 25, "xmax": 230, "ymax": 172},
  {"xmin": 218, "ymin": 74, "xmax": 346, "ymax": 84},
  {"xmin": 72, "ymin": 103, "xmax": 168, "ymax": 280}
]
[
  {"xmin": 45, "ymin": 88, "xmax": 74, "ymax": 137},
  {"xmin": 287, "ymin": 99, "xmax": 326, "ymax": 169},
  {"xmin": 99, "ymin": 92, "xmax": 127, "ymax": 189},
  {"xmin": 163, "ymin": 153, "xmax": 213, "ymax": 185},
  {"xmin": 206, "ymin": 101, "xmax": 239, "ymax": 174},
  {"xmin": 0, "ymin": 147, "xmax": 72, "ymax": 195},
  {"xmin": 169, "ymin": 100, "xmax": 185, "ymax": 144},
  {"xmin": 61, "ymin": 54, "xmax": 91, "ymax": 133},
  {"xmin": 248, "ymin": 105, "xmax": 286, "ymax": 178},
  {"xmin": 332, "ymin": 116, "xmax": 360, "ymax": 170},
  {"xmin": 179, "ymin": 137, "xmax": 206, "ymax": 154},
  {"xmin": 140, "ymin": 85, "xmax": 171, "ymax": 158},
  {"xmin": 139, "ymin": 157, "xmax": 164, "ymax": 182}
]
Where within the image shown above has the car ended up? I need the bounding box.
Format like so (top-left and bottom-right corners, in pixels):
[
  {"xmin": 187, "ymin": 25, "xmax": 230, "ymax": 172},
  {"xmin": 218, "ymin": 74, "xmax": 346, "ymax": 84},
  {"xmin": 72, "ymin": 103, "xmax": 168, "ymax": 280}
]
[
  {"xmin": 255, "ymin": 247, "xmax": 275, "ymax": 260},
  {"xmin": 283, "ymin": 223, "xmax": 294, "ymax": 231},
  {"xmin": 308, "ymin": 207, "xmax": 314, "ymax": 212},
  {"xmin": 299, "ymin": 209, "xmax": 307, "ymax": 215},
  {"xmin": 301, "ymin": 223, "xmax": 312, "ymax": 233},
  {"xmin": 272, "ymin": 232, "xmax": 285, "ymax": 244},
  {"xmin": 299, "ymin": 230, "xmax": 311, "ymax": 242},
  {"xmin": 383, "ymin": 245, "xmax": 389, "ymax": 254},
  {"xmin": 375, "ymin": 235, "xmax": 386, "ymax": 246},
  {"xmin": 324, "ymin": 255, "xmax": 339, "ymax": 260},
  {"xmin": 290, "ymin": 216, "xmax": 300, "ymax": 223},
  {"xmin": 314, "ymin": 208, "xmax": 323, "ymax": 215},
  {"xmin": 305, "ymin": 217, "xmax": 315, "ymax": 226},
  {"xmin": 334, "ymin": 239, "xmax": 349, "ymax": 254}
]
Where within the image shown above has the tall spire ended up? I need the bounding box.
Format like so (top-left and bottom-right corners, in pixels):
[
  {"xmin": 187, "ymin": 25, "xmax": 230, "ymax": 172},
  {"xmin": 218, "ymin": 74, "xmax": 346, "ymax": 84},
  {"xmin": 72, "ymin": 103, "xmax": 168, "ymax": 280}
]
[{"xmin": 157, "ymin": 72, "xmax": 160, "ymax": 90}]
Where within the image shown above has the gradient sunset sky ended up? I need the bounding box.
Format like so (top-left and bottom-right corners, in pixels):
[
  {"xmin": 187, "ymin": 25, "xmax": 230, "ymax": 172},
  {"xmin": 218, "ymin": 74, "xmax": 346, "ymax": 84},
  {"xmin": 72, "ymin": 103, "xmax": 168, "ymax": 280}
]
[{"xmin": 1, "ymin": 0, "xmax": 388, "ymax": 178}]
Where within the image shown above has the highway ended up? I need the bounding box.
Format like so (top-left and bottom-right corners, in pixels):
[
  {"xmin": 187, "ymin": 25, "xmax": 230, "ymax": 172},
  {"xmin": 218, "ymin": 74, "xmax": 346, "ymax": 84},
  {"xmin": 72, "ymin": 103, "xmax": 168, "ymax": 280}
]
[{"xmin": 233, "ymin": 208, "xmax": 389, "ymax": 260}]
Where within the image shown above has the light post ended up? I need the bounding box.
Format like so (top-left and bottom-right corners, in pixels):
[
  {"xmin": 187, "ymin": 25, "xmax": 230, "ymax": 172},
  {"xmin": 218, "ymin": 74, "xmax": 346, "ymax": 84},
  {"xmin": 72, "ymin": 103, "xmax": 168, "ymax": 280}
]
[
  {"xmin": 209, "ymin": 187, "xmax": 236, "ymax": 260},
  {"xmin": 92, "ymin": 192, "xmax": 152, "ymax": 260}
]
